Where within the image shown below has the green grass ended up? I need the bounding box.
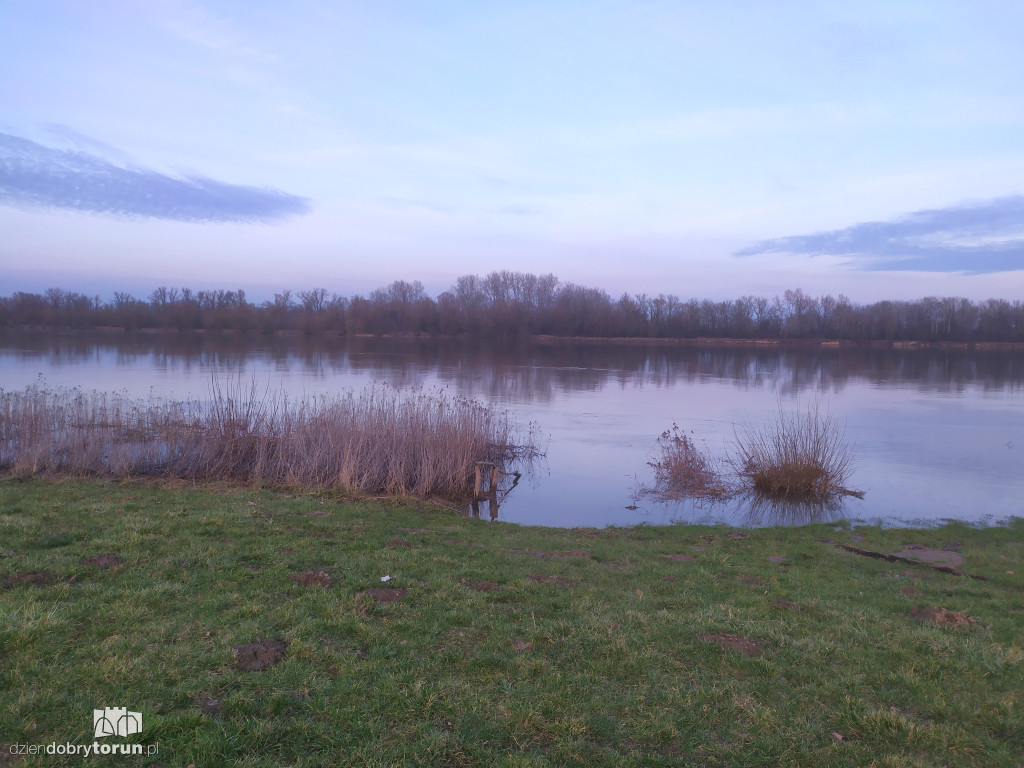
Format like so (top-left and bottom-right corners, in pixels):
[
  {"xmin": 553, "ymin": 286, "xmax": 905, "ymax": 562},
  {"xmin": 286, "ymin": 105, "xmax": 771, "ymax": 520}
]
[{"xmin": 1, "ymin": 477, "xmax": 1021, "ymax": 767}]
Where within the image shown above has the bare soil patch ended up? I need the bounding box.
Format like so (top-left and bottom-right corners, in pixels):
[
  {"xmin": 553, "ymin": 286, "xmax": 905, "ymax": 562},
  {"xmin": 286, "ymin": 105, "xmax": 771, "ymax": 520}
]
[
  {"xmin": 80, "ymin": 552, "xmax": 125, "ymax": 569},
  {"xmin": 527, "ymin": 574, "xmax": 577, "ymax": 587},
  {"xmin": 739, "ymin": 574, "xmax": 766, "ymax": 586},
  {"xmin": 895, "ymin": 545, "xmax": 965, "ymax": 567},
  {"xmin": 664, "ymin": 553, "xmax": 696, "ymax": 562},
  {"xmin": 197, "ymin": 696, "xmax": 222, "ymax": 715},
  {"xmin": 900, "ymin": 587, "xmax": 922, "ymax": 598},
  {"xmin": 459, "ymin": 578, "xmax": 499, "ymax": 591},
  {"xmin": 3, "ymin": 570, "xmax": 59, "ymax": 588},
  {"xmin": 768, "ymin": 555, "xmax": 786, "ymax": 564},
  {"xmin": 911, "ymin": 606, "xmax": 976, "ymax": 628},
  {"xmin": 360, "ymin": 587, "xmax": 407, "ymax": 603},
  {"xmin": 292, "ymin": 570, "xmax": 332, "ymax": 588},
  {"xmin": 513, "ymin": 549, "xmax": 591, "ymax": 559},
  {"xmin": 772, "ymin": 599, "xmax": 801, "ymax": 611},
  {"xmin": 700, "ymin": 632, "xmax": 763, "ymax": 657},
  {"xmin": 233, "ymin": 638, "xmax": 288, "ymax": 671},
  {"xmin": 0, "ymin": 745, "xmax": 25, "ymax": 766},
  {"xmin": 512, "ymin": 641, "xmax": 533, "ymax": 652}
]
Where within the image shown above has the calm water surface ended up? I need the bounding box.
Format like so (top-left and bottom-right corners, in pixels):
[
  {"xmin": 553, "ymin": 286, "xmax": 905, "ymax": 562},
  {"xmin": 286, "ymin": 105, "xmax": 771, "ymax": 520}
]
[{"xmin": 3, "ymin": 330, "xmax": 1023, "ymax": 528}]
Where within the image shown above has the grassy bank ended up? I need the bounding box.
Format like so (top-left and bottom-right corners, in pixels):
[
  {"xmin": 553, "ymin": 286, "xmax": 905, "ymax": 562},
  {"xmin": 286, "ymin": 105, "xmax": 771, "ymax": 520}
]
[{"xmin": 1, "ymin": 478, "xmax": 1021, "ymax": 767}]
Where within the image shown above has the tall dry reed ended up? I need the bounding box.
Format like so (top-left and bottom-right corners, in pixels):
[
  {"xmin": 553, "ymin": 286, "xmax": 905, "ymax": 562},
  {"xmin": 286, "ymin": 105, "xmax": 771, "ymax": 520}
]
[
  {"xmin": 0, "ymin": 378, "xmax": 538, "ymax": 498},
  {"xmin": 646, "ymin": 424, "xmax": 727, "ymax": 499},
  {"xmin": 729, "ymin": 400, "xmax": 859, "ymax": 502}
]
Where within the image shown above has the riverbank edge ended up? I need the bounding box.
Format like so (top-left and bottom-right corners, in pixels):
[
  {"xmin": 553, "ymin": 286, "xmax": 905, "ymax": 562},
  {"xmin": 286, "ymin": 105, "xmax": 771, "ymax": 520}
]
[
  {"xmin": 4, "ymin": 325, "xmax": 1023, "ymax": 351},
  {"xmin": 2, "ymin": 476, "xmax": 1022, "ymax": 767}
]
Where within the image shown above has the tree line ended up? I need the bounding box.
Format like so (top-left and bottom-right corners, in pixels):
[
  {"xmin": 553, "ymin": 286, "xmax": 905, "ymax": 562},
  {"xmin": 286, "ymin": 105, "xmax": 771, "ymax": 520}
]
[{"xmin": 2, "ymin": 271, "xmax": 1022, "ymax": 343}]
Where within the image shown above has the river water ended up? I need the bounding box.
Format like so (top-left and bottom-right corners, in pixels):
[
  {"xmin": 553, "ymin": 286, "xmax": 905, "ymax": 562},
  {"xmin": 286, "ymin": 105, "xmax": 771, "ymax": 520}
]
[{"xmin": 2, "ymin": 330, "xmax": 1022, "ymax": 528}]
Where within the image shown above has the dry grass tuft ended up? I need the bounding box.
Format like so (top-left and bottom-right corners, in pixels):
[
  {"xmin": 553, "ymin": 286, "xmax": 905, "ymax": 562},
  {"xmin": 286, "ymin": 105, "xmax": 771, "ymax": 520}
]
[
  {"xmin": 0, "ymin": 377, "xmax": 539, "ymax": 499},
  {"xmin": 730, "ymin": 401, "xmax": 859, "ymax": 503},
  {"xmin": 645, "ymin": 424, "xmax": 728, "ymax": 500}
]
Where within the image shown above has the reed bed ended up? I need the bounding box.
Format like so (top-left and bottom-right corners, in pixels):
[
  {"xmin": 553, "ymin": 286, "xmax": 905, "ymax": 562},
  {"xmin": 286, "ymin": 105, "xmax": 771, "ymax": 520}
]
[{"xmin": 0, "ymin": 379, "xmax": 537, "ymax": 498}]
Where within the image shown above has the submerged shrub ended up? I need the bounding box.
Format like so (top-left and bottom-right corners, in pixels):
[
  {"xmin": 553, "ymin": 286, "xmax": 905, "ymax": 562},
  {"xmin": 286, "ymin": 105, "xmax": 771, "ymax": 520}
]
[
  {"xmin": 646, "ymin": 424, "xmax": 726, "ymax": 499},
  {"xmin": 730, "ymin": 401, "xmax": 859, "ymax": 502},
  {"xmin": 0, "ymin": 378, "xmax": 540, "ymax": 499}
]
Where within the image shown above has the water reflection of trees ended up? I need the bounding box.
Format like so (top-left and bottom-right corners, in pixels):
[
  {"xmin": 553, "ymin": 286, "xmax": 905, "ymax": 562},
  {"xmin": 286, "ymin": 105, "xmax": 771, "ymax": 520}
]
[{"xmin": 2, "ymin": 330, "xmax": 1022, "ymax": 401}]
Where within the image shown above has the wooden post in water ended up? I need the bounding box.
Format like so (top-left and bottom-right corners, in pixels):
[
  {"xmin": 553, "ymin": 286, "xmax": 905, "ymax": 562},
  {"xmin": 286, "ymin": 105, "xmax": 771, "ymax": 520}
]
[{"xmin": 474, "ymin": 461, "xmax": 499, "ymax": 498}]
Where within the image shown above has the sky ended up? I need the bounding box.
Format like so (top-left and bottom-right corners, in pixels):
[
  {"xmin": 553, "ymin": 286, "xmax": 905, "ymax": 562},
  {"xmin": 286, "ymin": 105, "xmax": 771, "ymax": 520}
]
[{"xmin": 2, "ymin": 0, "xmax": 1024, "ymax": 303}]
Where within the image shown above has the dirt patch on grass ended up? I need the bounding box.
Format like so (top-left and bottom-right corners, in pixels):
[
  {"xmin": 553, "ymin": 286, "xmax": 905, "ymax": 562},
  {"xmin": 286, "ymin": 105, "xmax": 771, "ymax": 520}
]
[
  {"xmin": 512, "ymin": 641, "xmax": 533, "ymax": 652},
  {"xmin": 900, "ymin": 587, "xmax": 922, "ymax": 598},
  {"xmin": 700, "ymin": 632, "xmax": 763, "ymax": 657},
  {"xmin": 308, "ymin": 530, "xmax": 335, "ymax": 540},
  {"xmin": 233, "ymin": 638, "xmax": 288, "ymax": 671},
  {"xmin": 895, "ymin": 545, "xmax": 964, "ymax": 567},
  {"xmin": 911, "ymin": 606, "xmax": 976, "ymax": 627},
  {"xmin": 3, "ymin": 570, "xmax": 59, "ymax": 588},
  {"xmin": 527, "ymin": 574, "xmax": 577, "ymax": 587},
  {"xmin": 739, "ymin": 574, "xmax": 766, "ymax": 586},
  {"xmin": 292, "ymin": 570, "xmax": 332, "ymax": 588},
  {"xmin": 0, "ymin": 745, "xmax": 26, "ymax": 766},
  {"xmin": 80, "ymin": 552, "xmax": 125, "ymax": 569},
  {"xmin": 460, "ymin": 578, "xmax": 499, "ymax": 591},
  {"xmin": 197, "ymin": 696, "xmax": 222, "ymax": 715},
  {"xmin": 772, "ymin": 599, "xmax": 801, "ymax": 611},
  {"xmin": 664, "ymin": 553, "xmax": 696, "ymax": 562},
  {"xmin": 401, "ymin": 527, "xmax": 432, "ymax": 534},
  {"xmin": 360, "ymin": 588, "xmax": 407, "ymax": 603},
  {"xmin": 513, "ymin": 549, "xmax": 591, "ymax": 559},
  {"xmin": 768, "ymin": 555, "xmax": 786, "ymax": 564}
]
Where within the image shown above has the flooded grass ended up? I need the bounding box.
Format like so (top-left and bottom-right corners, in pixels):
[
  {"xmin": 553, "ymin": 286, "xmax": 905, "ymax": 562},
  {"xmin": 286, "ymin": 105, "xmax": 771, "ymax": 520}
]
[
  {"xmin": 0, "ymin": 478, "xmax": 1021, "ymax": 766},
  {"xmin": 0, "ymin": 378, "xmax": 539, "ymax": 499}
]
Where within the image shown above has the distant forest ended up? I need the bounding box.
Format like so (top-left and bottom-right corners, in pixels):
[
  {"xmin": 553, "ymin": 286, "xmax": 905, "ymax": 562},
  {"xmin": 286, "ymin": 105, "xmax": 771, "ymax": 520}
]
[{"xmin": 2, "ymin": 271, "xmax": 1023, "ymax": 343}]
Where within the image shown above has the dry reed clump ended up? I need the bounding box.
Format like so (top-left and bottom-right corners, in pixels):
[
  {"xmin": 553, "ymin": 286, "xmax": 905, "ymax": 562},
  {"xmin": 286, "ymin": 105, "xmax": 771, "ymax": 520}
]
[
  {"xmin": 646, "ymin": 424, "xmax": 727, "ymax": 500},
  {"xmin": 0, "ymin": 378, "xmax": 539, "ymax": 499},
  {"xmin": 730, "ymin": 401, "xmax": 860, "ymax": 503}
]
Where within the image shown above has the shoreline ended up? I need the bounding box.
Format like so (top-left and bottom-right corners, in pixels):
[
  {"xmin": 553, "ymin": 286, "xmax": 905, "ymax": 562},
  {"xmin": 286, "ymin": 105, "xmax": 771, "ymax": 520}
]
[{"xmin": 4, "ymin": 325, "xmax": 1024, "ymax": 350}]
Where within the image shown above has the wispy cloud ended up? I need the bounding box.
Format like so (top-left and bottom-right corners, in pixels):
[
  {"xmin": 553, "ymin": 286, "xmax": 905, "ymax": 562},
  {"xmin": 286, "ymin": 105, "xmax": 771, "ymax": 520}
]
[
  {"xmin": 0, "ymin": 133, "xmax": 309, "ymax": 223},
  {"xmin": 736, "ymin": 196, "xmax": 1024, "ymax": 273}
]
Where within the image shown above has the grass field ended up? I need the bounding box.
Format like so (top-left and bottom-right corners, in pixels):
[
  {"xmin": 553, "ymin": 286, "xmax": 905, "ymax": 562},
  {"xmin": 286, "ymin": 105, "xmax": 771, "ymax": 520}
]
[{"xmin": 1, "ymin": 477, "xmax": 1021, "ymax": 767}]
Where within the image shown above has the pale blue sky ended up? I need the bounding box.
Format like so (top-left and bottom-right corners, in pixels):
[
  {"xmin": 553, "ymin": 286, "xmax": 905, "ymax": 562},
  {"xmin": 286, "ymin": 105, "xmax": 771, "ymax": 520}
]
[{"xmin": 2, "ymin": 0, "xmax": 1023, "ymax": 301}]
